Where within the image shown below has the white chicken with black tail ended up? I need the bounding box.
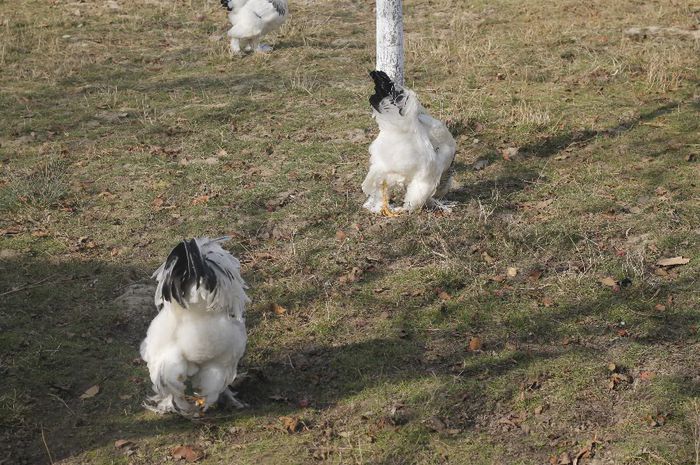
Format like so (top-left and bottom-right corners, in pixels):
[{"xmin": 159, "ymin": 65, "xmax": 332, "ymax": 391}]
[
  {"xmin": 362, "ymin": 70, "xmax": 457, "ymax": 216},
  {"xmin": 140, "ymin": 237, "xmax": 249, "ymax": 415},
  {"xmin": 220, "ymin": 0, "xmax": 288, "ymax": 54}
]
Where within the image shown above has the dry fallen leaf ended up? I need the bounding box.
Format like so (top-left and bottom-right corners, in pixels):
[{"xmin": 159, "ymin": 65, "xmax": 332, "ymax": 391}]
[
  {"xmin": 424, "ymin": 416, "xmax": 447, "ymax": 433},
  {"xmin": 608, "ymin": 372, "xmax": 632, "ymax": 390},
  {"xmin": 338, "ymin": 267, "xmax": 363, "ymax": 284},
  {"xmin": 645, "ymin": 413, "xmax": 667, "ymax": 427},
  {"xmin": 541, "ymin": 296, "xmax": 554, "ymax": 307},
  {"xmin": 437, "ymin": 290, "xmax": 451, "ymax": 301},
  {"xmin": 481, "ymin": 251, "xmax": 495, "ymax": 264},
  {"xmin": 573, "ymin": 444, "xmax": 592, "ymax": 465},
  {"xmin": 270, "ymin": 303, "xmax": 286, "ymax": 316},
  {"xmin": 335, "ymin": 230, "xmax": 347, "ymax": 241},
  {"xmin": 191, "ymin": 194, "xmax": 210, "ymax": 206},
  {"xmin": 468, "ymin": 336, "xmax": 482, "ymax": 352},
  {"xmin": 558, "ymin": 452, "xmax": 572, "ymax": 465},
  {"xmin": 80, "ymin": 384, "xmax": 100, "ymax": 399},
  {"xmin": 599, "ymin": 276, "xmax": 617, "ymax": 287},
  {"xmin": 280, "ymin": 416, "xmax": 301, "ymax": 433},
  {"xmin": 534, "ymin": 404, "xmax": 548, "ymax": 415},
  {"xmin": 655, "ymin": 186, "xmax": 668, "ymax": 197},
  {"xmin": 114, "ymin": 439, "xmax": 133, "ymax": 449},
  {"xmin": 654, "ymin": 267, "xmax": 669, "ymax": 277},
  {"xmin": 506, "ymin": 267, "xmax": 518, "ymax": 278},
  {"xmin": 501, "ymin": 147, "xmax": 519, "ymax": 160},
  {"xmin": 656, "ymin": 256, "xmax": 690, "ymax": 267},
  {"xmin": 638, "ymin": 370, "xmax": 655, "ymax": 381},
  {"xmin": 265, "ymin": 190, "xmax": 295, "ymax": 211},
  {"xmin": 171, "ymin": 445, "xmax": 204, "ymax": 462},
  {"xmin": 528, "ymin": 269, "xmax": 543, "ymax": 282},
  {"xmin": 654, "ymin": 303, "xmax": 666, "ymax": 312}
]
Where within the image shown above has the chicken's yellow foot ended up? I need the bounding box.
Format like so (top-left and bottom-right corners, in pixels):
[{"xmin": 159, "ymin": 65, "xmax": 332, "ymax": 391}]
[
  {"xmin": 186, "ymin": 395, "xmax": 207, "ymax": 408},
  {"xmin": 380, "ymin": 180, "xmax": 402, "ymax": 217}
]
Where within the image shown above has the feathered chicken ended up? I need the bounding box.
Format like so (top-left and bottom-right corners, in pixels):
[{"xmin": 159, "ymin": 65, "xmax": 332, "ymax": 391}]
[
  {"xmin": 220, "ymin": 0, "xmax": 288, "ymax": 54},
  {"xmin": 140, "ymin": 237, "xmax": 249, "ymax": 415},
  {"xmin": 362, "ymin": 71, "xmax": 457, "ymax": 215}
]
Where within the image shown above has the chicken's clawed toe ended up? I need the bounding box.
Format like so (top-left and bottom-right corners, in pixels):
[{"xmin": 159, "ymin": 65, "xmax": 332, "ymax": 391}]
[
  {"xmin": 427, "ymin": 199, "xmax": 457, "ymax": 213},
  {"xmin": 219, "ymin": 388, "xmax": 248, "ymax": 409},
  {"xmin": 380, "ymin": 205, "xmax": 403, "ymax": 217},
  {"xmin": 255, "ymin": 44, "xmax": 273, "ymax": 53}
]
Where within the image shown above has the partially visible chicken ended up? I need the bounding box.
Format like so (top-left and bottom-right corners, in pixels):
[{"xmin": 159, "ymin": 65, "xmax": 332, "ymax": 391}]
[
  {"xmin": 140, "ymin": 237, "xmax": 249, "ymax": 415},
  {"xmin": 362, "ymin": 71, "xmax": 457, "ymax": 215},
  {"xmin": 221, "ymin": 0, "xmax": 288, "ymax": 54}
]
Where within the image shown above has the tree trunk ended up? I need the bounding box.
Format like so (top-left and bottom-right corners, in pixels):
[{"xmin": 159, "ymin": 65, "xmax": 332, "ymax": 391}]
[{"xmin": 376, "ymin": 0, "xmax": 404, "ymax": 86}]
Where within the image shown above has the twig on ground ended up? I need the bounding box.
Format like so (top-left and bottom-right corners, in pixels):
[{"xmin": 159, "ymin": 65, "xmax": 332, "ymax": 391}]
[
  {"xmin": 0, "ymin": 274, "xmax": 58, "ymax": 297},
  {"xmin": 40, "ymin": 424, "xmax": 54, "ymax": 465},
  {"xmin": 48, "ymin": 393, "xmax": 76, "ymax": 416},
  {"xmin": 691, "ymin": 399, "xmax": 700, "ymax": 465},
  {"xmin": 0, "ymin": 274, "xmax": 93, "ymax": 297}
]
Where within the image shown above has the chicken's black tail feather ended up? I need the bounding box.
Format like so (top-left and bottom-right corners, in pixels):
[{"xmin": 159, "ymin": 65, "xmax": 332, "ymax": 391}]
[
  {"xmin": 369, "ymin": 70, "xmax": 405, "ymax": 113},
  {"xmin": 161, "ymin": 239, "xmax": 218, "ymax": 308},
  {"xmin": 220, "ymin": 0, "xmax": 232, "ymax": 11}
]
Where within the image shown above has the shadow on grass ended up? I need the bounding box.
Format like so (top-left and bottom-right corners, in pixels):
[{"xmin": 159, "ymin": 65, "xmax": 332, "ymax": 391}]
[
  {"xmin": 444, "ymin": 97, "xmax": 693, "ymax": 215},
  {"xmin": 4, "ymin": 247, "xmax": 697, "ymax": 464},
  {"xmin": 520, "ymin": 100, "xmax": 685, "ymax": 159}
]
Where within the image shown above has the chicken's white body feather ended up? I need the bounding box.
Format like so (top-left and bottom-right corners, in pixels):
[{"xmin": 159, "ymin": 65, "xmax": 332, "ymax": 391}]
[
  {"xmin": 362, "ymin": 72, "xmax": 456, "ymax": 213},
  {"xmin": 224, "ymin": 0, "xmax": 288, "ymax": 54},
  {"xmin": 140, "ymin": 237, "xmax": 249, "ymax": 414}
]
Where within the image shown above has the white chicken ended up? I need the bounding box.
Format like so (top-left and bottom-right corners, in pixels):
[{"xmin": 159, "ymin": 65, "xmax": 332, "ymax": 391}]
[
  {"xmin": 140, "ymin": 237, "xmax": 249, "ymax": 415},
  {"xmin": 362, "ymin": 71, "xmax": 457, "ymax": 215},
  {"xmin": 221, "ymin": 0, "xmax": 288, "ymax": 54}
]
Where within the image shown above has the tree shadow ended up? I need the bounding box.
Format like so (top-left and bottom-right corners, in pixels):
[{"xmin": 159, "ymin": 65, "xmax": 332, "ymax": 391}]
[
  {"xmin": 520, "ymin": 100, "xmax": 684, "ymax": 159},
  {"xmin": 441, "ymin": 98, "xmax": 690, "ymax": 210}
]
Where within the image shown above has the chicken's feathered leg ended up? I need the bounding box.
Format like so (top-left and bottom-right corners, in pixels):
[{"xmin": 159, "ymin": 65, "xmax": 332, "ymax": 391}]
[
  {"xmin": 402, "ymin": 176, "xmax": 437, "ymax": 213},
  {"xmin": 229, "ymin": 37, "xmax": 242, "ymax": 54}
]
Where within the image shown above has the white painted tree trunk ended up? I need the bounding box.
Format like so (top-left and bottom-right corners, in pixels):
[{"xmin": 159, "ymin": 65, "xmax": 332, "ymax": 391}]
[{"xmin": 376, "ymin": 0, "xmax": 404, "ymax": 86}]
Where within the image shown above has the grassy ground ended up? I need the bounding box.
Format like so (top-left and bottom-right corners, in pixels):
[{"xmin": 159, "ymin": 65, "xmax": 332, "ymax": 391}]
[{"xmin": 1, "ymin": 0, "xmax": 699, "ymax": 463}]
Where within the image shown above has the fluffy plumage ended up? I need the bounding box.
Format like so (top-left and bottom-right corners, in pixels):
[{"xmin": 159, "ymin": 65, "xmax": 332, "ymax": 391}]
[
  {"xmin": 221, "ymin": 0, "xmax": 288, "ymax": 54},
  {"xmin": 140, "ymin": 237, "xmax": 249, "ymax": 415},
  {"xmin": 362, "ymin": 71, "xmax": 457, "ymax": 215}
]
